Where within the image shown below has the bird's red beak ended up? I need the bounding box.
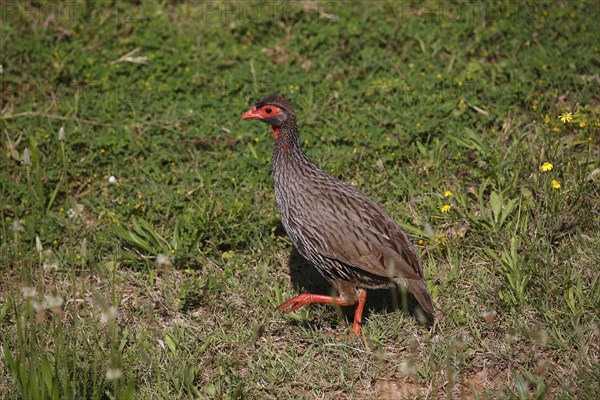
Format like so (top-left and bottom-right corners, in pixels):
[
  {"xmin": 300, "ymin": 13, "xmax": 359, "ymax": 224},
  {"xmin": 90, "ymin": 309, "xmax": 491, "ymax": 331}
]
[{"xmin": 241, "ymin": 106, "xmax": 261, "ymax": 120}]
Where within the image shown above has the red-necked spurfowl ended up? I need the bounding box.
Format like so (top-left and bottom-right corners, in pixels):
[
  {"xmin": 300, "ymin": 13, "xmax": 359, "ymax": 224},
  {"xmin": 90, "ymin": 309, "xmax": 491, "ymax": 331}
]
[{"xmin": 242, "ymin": 94, "xmax": 434, "ymax": 337}]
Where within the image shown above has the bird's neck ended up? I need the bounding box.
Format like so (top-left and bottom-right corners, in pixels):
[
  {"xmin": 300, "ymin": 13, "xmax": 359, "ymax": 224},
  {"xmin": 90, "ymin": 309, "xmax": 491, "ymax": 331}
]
[
  {"xmin": 272, "ymin": 120, "xmax": 302, "ymax": 158},
  {"xmin": 271, "ymin": 120, "xmax": 317, "ymax": 180}
]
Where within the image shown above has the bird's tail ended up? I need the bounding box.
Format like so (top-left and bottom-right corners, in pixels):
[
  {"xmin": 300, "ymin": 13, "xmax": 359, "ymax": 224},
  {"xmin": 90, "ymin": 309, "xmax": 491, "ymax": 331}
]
[{"xmin": 406, "ymin": 279, "xmax": 435, "ymax": 316}]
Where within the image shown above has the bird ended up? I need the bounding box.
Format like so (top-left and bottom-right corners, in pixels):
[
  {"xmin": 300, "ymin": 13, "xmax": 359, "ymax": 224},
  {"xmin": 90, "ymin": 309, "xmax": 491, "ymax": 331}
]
[{"xmin": 241, "ymin": 94, "xmax": 434, "ymax": 337}]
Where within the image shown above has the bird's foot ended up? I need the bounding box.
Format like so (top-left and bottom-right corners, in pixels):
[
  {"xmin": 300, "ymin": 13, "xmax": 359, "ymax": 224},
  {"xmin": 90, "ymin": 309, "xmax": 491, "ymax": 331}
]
[
  {"xmin": 277, "ymin": 293, "xmax": 353, "ymax": 314},
  {"xmin": 277, "ymin": 290, "xmax": 367, "ymax": 339}
]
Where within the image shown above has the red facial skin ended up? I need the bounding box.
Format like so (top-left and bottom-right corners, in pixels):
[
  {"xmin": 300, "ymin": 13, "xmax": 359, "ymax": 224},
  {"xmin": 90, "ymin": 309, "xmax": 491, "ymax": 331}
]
[{"xmin": 241, "ymin": 105, "xmax": 283, "ymax": 139}]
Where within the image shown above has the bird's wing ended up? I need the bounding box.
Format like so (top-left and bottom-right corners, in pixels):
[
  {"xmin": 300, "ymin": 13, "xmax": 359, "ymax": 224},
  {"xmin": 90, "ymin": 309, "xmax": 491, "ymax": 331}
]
[
  {"xmin": 314, "ymin": 216, "xmax": 423, "ymax": 280},
  {"xmin": 291, "ymin": 185, "xmax": 423, "ymax": 281}
]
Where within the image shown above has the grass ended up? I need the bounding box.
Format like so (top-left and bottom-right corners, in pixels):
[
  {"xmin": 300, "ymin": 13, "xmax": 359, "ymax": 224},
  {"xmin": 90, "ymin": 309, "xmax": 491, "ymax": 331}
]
[{"xmin": 1, "ymin": 1, "xmax": 599, "ymax": 398}]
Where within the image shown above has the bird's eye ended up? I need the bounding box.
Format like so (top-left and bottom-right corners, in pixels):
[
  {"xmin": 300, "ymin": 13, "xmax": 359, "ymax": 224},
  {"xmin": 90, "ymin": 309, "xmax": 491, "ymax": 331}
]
[{"xmin": 265, "ymin": 108, "xmax": 272, "ymax": 114}]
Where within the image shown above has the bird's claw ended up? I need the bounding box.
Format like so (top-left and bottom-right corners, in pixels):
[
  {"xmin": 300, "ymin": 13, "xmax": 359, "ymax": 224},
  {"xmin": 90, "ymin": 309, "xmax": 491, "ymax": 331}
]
[{"xmin": 277, "ymin": 294, "xmax": 314, "ymax": 313}]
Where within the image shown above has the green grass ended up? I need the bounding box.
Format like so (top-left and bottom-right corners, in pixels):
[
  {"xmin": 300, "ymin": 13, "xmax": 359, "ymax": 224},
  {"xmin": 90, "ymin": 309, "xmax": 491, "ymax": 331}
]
[{"xmin": 1, "ymin": 1, "xmax": 599, "ymax": 398}]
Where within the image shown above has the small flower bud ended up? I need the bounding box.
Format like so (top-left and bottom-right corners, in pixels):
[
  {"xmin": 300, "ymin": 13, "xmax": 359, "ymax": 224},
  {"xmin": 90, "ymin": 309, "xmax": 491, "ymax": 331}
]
[
  {"xmin": 23, "ymin": 147, "xmax": 31, "ymax": 166},
  {"xmin": 58, "ymin": 126, "xmax": 65, "ymax": 141}
]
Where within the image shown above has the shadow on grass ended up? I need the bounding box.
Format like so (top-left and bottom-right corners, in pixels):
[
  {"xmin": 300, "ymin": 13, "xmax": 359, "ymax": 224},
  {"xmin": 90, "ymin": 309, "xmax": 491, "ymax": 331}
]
[{"xmin": 285, "ymin": 248, "xmax": 432, "ymax": 328}]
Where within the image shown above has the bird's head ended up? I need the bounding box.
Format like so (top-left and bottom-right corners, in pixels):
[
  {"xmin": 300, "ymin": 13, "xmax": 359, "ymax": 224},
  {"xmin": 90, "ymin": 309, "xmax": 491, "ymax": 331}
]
[{"xmin": 241, "ymin": 94, "xmax": 296, "ymax": 139}]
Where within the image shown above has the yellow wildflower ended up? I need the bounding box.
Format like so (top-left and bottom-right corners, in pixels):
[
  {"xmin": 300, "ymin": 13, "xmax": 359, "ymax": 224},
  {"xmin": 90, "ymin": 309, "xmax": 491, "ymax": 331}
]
[
  {"xmin": 551, "ymin": 180, "xmax": 561, "ymax": 189},
  {"xmin": 441, "ymin": 204, "xmax": 451, "ymax": 213},
  {"xmin": 444, "ymin": 190, "xmax": 453, "ymax": 198},
  {"xmin": 579, "ymin": 121, "xmax": 586, "ymax": 128},
  {"xmin": 558, "ymin": 112, "xmax": 572, "ymax": 123},
  {"xmin": 540, "ymin": 162, "xmax": 553, "ymax": 172},
  {"xmin": 531, "ymin": 100, "xmax": 538, "ymax": 110}
]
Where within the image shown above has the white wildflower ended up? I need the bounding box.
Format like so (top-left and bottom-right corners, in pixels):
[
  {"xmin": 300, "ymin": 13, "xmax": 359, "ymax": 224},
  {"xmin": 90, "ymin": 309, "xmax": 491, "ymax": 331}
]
[
  {"xmin": 42, "ymin": 249, "xmax": 60, "ymax": 272},
  {"xmin": 21, "ymin": 286, "xmax": 37, "ymax": 298},
  {"xmin": 58, "ymin": 126, "xmax": 65, "ymax": 141},
  {"xmin": 11, "ymin": 219, "xmax": 25, "ymax": 232},
  {"xmin": 156, "ymin": 253, "xmax": 171, "ymax": 266},
  {"xmin": 398, "ymin": 360, "xmax": 417, "ymax": 376},
  {"xmin": 43, "ymin": 260, "xmax": 60, "ymax": 271},
  {"xmin": 108, "ymin": 175, "xmax": 117, "ymax": 184},
  {"xmin": 44, "ymin": 293, "xmax": 64, "ymax": 309},
  {"xmin": 42, "ymin": 250, "xmax": 60, "ymax": 271},
  {"xmin": 67, "ymin": 204, "xmax": 84, "ymax": 219},
  {"xmin": 105, "ymin": 368, "xmax": 122, "ymax": 381},
  {"xmin": 100, "ymin": 306, "xmax": 117, "ymax": 324},
  {"xmin": 31, "ymin": 300, "xmax": 45, "ymax": 311}
]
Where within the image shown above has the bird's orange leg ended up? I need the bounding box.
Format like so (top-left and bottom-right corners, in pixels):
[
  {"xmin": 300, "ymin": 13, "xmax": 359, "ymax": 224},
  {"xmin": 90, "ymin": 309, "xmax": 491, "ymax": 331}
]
[
  {"xmin": 277, "ymin": 289, "xmax": 368, "ymax": 338},
  {"xmin": 351, "ymin": 289, "xmax": 367, "ymax": 337}
]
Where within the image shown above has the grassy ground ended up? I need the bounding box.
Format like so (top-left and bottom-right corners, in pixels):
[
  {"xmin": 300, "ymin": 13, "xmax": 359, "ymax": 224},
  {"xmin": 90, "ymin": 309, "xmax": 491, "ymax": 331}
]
[{"xmin": 1, "ymin": 1, "xmax": 599, "ymax": 398}]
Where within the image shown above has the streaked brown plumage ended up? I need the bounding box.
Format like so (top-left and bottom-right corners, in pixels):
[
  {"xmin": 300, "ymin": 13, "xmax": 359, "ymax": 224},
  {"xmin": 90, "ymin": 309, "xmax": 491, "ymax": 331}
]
[{"xmin": 242, "ymin": 94, "xmax": 434, "ymax": 336}]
